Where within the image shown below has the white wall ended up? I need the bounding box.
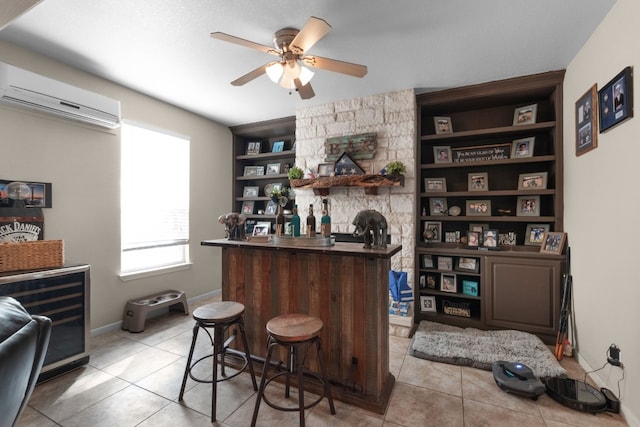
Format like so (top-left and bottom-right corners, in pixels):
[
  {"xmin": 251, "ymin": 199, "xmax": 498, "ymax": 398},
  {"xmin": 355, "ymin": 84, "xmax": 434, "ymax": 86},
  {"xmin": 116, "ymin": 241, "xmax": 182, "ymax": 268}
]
[
  {"xmin": 563, "ymin": 0, "xmax": 639, "ymax": 424},
  {"xmin": 0, "ymin": 41, "xmax": 232, "ymax": 331}
]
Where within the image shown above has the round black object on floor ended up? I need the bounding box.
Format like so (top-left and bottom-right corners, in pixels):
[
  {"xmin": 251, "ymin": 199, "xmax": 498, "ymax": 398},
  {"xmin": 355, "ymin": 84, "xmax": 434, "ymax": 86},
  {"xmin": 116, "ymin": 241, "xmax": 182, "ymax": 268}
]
[{"xmin": 545, "ymin": 377, "xmax": 607, "ymax": 413}]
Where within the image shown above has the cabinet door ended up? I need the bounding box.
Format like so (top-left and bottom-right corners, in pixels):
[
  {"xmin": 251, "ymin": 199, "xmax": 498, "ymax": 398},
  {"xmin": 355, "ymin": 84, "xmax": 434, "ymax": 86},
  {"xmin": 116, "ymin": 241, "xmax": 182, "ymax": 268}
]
[{"xmin": 485, "ymin": 256, "xmax": 562, "ymax": 343}]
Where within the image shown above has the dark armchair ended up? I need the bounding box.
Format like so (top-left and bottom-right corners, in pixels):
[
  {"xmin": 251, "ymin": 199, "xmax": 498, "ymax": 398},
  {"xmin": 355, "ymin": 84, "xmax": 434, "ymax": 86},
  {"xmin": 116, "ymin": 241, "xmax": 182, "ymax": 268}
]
[{"xmin": 0, "ymin": 296, "xmax": 52, "ymax": 427}]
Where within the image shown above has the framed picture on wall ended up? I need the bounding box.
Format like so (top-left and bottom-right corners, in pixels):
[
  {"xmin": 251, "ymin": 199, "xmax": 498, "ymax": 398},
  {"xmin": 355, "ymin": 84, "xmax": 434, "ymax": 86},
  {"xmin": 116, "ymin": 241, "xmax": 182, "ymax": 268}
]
[
  {"xmin": 599, "ymin": 66, "xmax": 633, "ymax": 133},
  {"xmin": 575, "ymin": 84, "xmax": 598, "ymax": 156}
]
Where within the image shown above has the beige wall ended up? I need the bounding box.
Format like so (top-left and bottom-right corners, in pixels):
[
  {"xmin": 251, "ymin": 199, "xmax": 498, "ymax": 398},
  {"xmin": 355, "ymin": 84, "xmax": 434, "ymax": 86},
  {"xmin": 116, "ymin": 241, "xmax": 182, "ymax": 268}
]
[
  {"xmin": 0, "ymin": 41, "xmax": 233, "ymax": 331},
  {"xmin": 563, "ymin": 0, "xmax": 639, "ymax": 424}
]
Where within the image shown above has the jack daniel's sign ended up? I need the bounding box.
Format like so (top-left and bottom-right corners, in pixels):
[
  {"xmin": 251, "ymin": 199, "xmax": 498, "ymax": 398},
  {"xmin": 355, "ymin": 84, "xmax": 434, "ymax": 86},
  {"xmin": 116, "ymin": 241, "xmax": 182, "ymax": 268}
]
[{"xmin": 0, "ymin": 208, "xmax": 44, "ymax": 242}]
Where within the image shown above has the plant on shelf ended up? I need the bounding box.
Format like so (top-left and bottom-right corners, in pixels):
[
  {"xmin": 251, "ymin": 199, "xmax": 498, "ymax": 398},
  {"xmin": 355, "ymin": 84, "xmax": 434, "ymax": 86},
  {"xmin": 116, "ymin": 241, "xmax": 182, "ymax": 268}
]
[
  {"xmin": 287, "ymin": 166, "xmax": 304, "ymax": 180},
  {"xmin": 270, "ymin": 187, "xmax": 291, "ymax": 206},
  {"xmin": 384, "ymin": 160, "xmax": 406, "ymax": 175}
]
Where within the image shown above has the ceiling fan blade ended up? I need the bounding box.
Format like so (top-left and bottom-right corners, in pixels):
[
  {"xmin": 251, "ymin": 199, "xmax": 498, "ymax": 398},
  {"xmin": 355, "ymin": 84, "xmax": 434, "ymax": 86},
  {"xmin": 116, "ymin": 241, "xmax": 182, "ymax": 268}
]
[
  {"xmin": 210, "ymin": 32, "xmax": 280, "ymax": 56},
  {"xmin": 289, "ymin": 16, "xmax": 331, "ymax": 55},
  {"xmin": 230, "ymin": 63, "xmax": 271, "ymax": 86},
  {"xmin": 294, "ymin": 78, "xmax": 315, "ymax": 99},
  {"xmin": 302, "ymin": 55, "xmax": 368, "ymax": 78}
]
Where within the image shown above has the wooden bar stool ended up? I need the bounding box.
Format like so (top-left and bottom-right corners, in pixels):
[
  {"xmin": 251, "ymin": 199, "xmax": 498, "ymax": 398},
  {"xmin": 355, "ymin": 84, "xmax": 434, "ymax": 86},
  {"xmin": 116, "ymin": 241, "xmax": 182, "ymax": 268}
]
[
  {"xmin": 251, "ymin": 313, "xmax": 336, "ymax": 427},
  {"xmin": 178, "ymin": 301, "xmax": 257, "ymax": 422}
]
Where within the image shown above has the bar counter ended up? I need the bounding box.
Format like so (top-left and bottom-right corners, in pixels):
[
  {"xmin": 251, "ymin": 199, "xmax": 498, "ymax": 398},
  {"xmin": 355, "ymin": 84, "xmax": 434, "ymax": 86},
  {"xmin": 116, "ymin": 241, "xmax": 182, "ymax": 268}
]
[{"xmin": 201, "ymin": 238, "xmax": 402, "ymax": 414}]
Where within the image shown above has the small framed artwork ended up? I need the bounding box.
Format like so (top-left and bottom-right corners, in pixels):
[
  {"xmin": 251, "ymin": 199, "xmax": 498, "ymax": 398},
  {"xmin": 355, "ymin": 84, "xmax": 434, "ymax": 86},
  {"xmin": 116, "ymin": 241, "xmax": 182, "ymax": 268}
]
[
  {"xmin": 440, "ymin": 274, "xmax": 457, "ymax": 293},
  {"xmin": 462, "ymin": 280, "xmax": 479, "ymax": 297},
  {"xmin": 429, "ymin": 198, "xmax": 448, "ymax": 216},
  {"xmin": 466, "ymin": 200, "xmax": 491, "ymax": 216},
  {"xmin": 424, "ymin": 177, "xmax": 447, "ymax": 193},
  {"xmin": 517, "ymin": 196, "xmax": 540, "ymax": 216},
  {"xmin": 434, "ymin": 116, "xmax": 453, "ymax": 134},
  {"xmin": 576, "ymin": 84, "xmax": 598, "ymax": 156},
  {"xmin": 265, "ymin": 200, "xmax": 278, "ymax": 215},
  {"xmin": 499, "ymin": 232, "xmax": 517, "ymax": 246},
  {"xmin": 241, "ymin": 200, "xmax": 254, "ymax": 215},
  {"xmin": 243, "ymin": 165, "xmax": 264, "ymax": 176},
  {"xmin": 469, "ymin": 223, "xmax": 489, "ymax": 232},
  {"xmin": 317, "ymin": 162, "xmax": 335, "ymax": 176},
  {"xmin": 433, "ymin": 146, "xmax": 452, "ymax": 164},
  {"xmin": 0, "ymin": 180, "xmax": 53, "ymax": 208},
  {"xmin": 467, "ymin": 231, "xmax": 481, "ymax": 248},
  {"xmin": 423, "ymin": 221, "xmax": 442, "ymax": 242},
  {"xmin": 422, "ymin": 254, "xmax": 434, "ymax": 268},
  {"xmin": 252, "ymin": 221, "xmax": 271, "ymax": 236},
  {"xmin": 272, "ymin": 141, "xmax": 285, "ymax": 152},
  {"xmin": 599, "ymin": 66, "xmax": 633, "ymax": 133},
  {"xmin": 456, "ymin": 257, "xmax": 479, "ymax": 273},
  {"xmin": 468, "ymin": 172, "xmax": 488, "ymax": 191},
  {"xmin": 243, "ymin": 186, "xmax": 259, "ymax": 198},
  {"xmin": 518, "ymin": 172, "xmax": 548, "ymax": 190},
  {"xmin": 540, "ymin": 232, "xmax": 567, "ymax": 255},
  {"xmin": 420, "ymin": 296, "xmax": 437, "ymax": 312},
  {"xmin": 437, "ymin": 256, "xmax": 453, "ymax": 271},
  {"xmin": 524, "ymin": 224, "xmax": 550, "ymax": 246},
  {"xmin": 246, "ymin": 141, "xmax": 261, "ymax": 155},
  {"xmin": 266, "ymin": 163, "xmax": 281, "ymax": 175},
  {"xmin": 513, "ymin": 103, "xmax": 538, "ymax": 125},
  {"xmin": 444, "ymin": 231, "xmax": 460, "ymax": 243},
  {"xmin": 511, "ymin": 137, "xmax": 535, "ymax": 158},
  {"xmin": 482, "ymin": 229, "xmax": 498, "ymax": 248},
  {"xmin": 425, "ymin": 274, "xmax": 439, "ymax": 289}
]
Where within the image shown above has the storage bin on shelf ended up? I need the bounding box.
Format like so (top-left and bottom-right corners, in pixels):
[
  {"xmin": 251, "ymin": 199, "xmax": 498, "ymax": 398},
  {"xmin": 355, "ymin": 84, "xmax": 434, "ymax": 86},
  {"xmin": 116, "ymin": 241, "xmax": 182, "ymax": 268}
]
[{"xmin": 0, "ymin": 240, "xmax": 64, "ymax": 272}]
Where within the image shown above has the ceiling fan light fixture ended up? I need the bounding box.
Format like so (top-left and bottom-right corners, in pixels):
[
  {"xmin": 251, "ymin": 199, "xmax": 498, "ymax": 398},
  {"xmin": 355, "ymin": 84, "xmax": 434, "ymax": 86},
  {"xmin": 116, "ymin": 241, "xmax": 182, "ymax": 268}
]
[
  {"xmin": 279, "ymin": 62, "xmax": 314, "ymax": 89},
  {"xmin": 265, "ymin": 62, "xmax": 284, "ymax": 83}
]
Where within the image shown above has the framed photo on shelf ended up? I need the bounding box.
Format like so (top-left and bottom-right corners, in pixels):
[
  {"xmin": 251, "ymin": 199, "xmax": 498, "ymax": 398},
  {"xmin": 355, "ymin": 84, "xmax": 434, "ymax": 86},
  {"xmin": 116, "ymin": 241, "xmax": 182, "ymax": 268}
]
[
  {"xmin": 511, "ymin": 137, "xmax": 535, "ymax": 158},
  {"xmin": 266, "ymin": 163, "xmax": 281, "ymax": 175},
  {"xmin": 420, "ymin": 295, "xmax": 437, "ymax": 312},
  {"xmin": 456, "ymin": 257, "xmax": 479, "ymax": 273},
  {"xmin": 513, "ymin": 103, "xmax": 537, "ymax": 125},
  {"xmin": 462, "ymin": 280, "xmax": 479, "ymax": 297},
  {"xmin": 440, "ymin": 274, "xmax": 457, "ymax": 293},
  {"xmin": 437, "ymin": 256, "xmax": 453, "ymax": 271},
  {"xmin": 518, "ymin": 172, "xmax": 548, "ymax": 190},
  {"xmin": 243, "ymin": 165, "xmax": 264, "ymax": 176},
  {"xmin": 252, "ymin": 221, "xmax": 271, "ymax": 236},
  {"xmin": 317, "ymin": 162, "xmax": 335, "ymax": 176},
  {"xmin": 422, "ymin": 254, "xmax": 434, "ymax": 268},
  {"xmin": 423, "ymin": 221, "xmax": 442, "ymax": 242},
  {"xmin": 524, "ymin": 223, "xmax": 550, "ymax": 246},
  {"xmin": 241, "ymin": 200, "xmax": 254, "ymax": 214},
  {"xmin": 540, "ymin": 232, "xmax": 567, "ymax": 255},
  {"xmin": 433, "ymin": 146, "xmax": 452, "ymax": 163},
  {"xmin": 467, "ymin": 231, "xmax": 481, "ymax": 248},
  {"xmin": 429, "ymin": 198, "xmax": 448, "ymax": 216},
  {"xmin": 517, "ymin": 195, "xmax": 540, "ymax": 216},
  {"xmin": 466, "ymin": 200, "xmax": 491, "ymax": 216},
  {"xmin": 265, "ymin": 200, "xmax": 278, "ymax": 215},
  {"xmin": 434, "ymin": 116, "xmax": 453, "ymax": 134},
  {"xmin": 424, "ymin": 177, "xmax": 447, "ymax": 192},
  {"xmin": 468, "ymin": 172, "xmax": 488, "ymax": 191},
  {"xmin": 576, "ymin": 84, "xmax": 598, "ymax": 156},
  {"xmin": 599, "ymin": 66, "xmax": 633, "ymax": 133},
  {"xmin": 425, "ymin": 273, "xmax": 439, "ymax": 289},
  {"xmin": 272, "ymin": 141, "xmax": 285, "ymax": 152},
  {"xmin": 246, "ymin": 141, "xmax": 261, "ymax": 155},
  {"xmin": 243, "ymin": 186, "xmax": 259, "ymax": 197},
  {"xmin": 482, "ymin": 229, "xmax": 498, "ymax": 248}
]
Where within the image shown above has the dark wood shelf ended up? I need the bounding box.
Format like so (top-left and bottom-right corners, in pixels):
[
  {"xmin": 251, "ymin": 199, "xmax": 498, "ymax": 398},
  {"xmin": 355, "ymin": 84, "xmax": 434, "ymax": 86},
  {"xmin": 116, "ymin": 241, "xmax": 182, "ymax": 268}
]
[
  {"xmin": 420, "ymin": 121, "xmax": 556, "ymax": 142},
  {"xmin": 290, "ymin": 174, "xmax": 404, "ymax": 196}
]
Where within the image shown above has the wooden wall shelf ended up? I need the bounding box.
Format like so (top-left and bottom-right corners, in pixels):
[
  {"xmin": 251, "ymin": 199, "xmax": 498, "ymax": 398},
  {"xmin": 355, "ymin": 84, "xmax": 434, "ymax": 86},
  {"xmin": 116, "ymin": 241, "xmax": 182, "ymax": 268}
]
[{"xmin": 290, "ymin": 174, "xmax": 404, "ymax": 195}]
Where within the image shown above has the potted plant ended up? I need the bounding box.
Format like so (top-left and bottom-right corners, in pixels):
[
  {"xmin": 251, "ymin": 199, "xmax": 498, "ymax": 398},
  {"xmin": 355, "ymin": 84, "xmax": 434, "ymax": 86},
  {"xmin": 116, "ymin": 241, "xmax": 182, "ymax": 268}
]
[
  {"xmin": 385, "ymin": 160, "xmax": 406, "ymax": 175},
  {"xmin": 287, "ymin": 166, "xmax": 304, "ymax": 180}
]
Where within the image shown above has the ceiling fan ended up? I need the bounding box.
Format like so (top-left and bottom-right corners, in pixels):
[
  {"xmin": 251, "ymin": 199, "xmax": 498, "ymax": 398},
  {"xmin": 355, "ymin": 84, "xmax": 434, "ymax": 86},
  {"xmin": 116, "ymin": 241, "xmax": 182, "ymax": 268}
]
[{"xmin": 210, "ymin": 16, "xmax": 368, "ymax": 99}]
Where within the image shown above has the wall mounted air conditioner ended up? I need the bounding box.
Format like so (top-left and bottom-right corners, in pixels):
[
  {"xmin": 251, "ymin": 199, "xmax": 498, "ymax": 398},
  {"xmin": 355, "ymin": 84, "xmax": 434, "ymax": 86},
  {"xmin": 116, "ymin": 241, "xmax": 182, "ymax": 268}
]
[{"xmin": 0, "ymin": 61, "xmax": 121, "ymax": 129}]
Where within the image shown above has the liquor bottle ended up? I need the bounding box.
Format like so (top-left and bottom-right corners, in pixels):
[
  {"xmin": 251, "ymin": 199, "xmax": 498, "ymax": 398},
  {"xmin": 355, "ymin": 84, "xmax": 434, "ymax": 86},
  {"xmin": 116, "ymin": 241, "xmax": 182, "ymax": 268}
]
[
  {"xmin": 321, "ymin": 198, "xmax": 331, "ymax": 237},
  {"xmin": 275, "ymin": 204, "xmax": 285, "ymax": 236},
  {"xmin": 306, "ymin": 204, "xmax": 316, "ymax": 237},
  {"xmin": 290, "ymin": 204, "xmax": 301, "ymax": 237}
]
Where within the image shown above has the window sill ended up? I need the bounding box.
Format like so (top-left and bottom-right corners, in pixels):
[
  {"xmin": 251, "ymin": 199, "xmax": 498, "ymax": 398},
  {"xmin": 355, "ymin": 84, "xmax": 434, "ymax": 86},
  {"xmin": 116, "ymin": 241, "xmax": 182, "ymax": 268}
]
[{"xmin": 119, "ymin": 262, "xmax": 192, "ymax": 282}]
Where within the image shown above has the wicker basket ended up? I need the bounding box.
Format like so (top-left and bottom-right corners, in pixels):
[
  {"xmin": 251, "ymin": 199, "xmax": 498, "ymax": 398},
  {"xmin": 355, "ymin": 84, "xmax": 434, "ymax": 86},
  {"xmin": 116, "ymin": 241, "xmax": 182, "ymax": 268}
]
[{"xmin": 0, "ymin": 240, "xmax": 64, "ymax": 272}]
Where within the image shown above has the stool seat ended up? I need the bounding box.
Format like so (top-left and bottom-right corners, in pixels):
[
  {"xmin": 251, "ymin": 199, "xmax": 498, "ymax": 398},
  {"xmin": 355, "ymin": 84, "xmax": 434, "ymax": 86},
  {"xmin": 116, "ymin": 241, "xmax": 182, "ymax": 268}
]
[
  {"xmin": 193, "ymin": 301, "xmax": 244, "ymax": 323},
  {"xmin": 266, "ymin": 313, "xmax": 323, "ymax": 342}
]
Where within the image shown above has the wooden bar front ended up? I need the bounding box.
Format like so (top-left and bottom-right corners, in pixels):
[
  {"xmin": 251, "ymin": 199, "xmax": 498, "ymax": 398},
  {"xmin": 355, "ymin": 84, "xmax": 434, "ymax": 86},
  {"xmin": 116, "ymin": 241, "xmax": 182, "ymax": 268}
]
[{"xmin": 201, "ymin": 239, "xmax": 401, "ymax": 414}]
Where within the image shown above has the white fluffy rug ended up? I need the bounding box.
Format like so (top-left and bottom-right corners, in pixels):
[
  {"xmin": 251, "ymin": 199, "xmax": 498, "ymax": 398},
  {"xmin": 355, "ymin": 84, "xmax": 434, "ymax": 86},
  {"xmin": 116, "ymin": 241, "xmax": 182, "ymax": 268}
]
[{"xmin": 410, "ymin": 321, "xmax": 566, "ymax": 378}]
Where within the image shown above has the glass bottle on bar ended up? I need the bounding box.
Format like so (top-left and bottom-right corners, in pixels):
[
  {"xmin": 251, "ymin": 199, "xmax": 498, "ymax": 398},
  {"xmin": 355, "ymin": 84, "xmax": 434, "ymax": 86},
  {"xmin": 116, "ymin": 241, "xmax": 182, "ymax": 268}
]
[
  {"xmin": 321, "ymin": 198, "xmax": 331, "ymax": 237},
  {"xmin": 290, "ymin": 204, "xmax": 301, "ymax": 237},
  {"xmin": 306, "ymin": 204, "xmax": 316, "ymax": 237}
]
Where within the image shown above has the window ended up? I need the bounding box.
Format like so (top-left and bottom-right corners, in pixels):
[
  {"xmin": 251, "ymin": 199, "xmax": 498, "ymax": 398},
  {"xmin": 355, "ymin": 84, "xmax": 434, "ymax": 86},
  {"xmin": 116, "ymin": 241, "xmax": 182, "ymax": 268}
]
[{"xmin": 120, "ymin": 120, "xmax": 190, "ymax": 276}]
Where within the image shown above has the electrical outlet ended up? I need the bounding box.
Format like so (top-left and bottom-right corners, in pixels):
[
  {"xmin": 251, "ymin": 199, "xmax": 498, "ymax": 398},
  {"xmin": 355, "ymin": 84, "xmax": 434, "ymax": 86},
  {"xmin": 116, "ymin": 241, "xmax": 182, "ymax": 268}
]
[{"xmin": 608, "ymin": 344, "xmax": 622, "ymax": 366}]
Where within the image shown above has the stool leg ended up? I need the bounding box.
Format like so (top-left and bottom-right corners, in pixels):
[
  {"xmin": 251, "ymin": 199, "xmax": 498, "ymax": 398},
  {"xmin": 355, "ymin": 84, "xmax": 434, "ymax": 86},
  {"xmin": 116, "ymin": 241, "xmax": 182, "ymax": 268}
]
[
  {"xmin": 285, "ymin": 345, "xmax": 293, "ymax": 398},
  {"xmin": 211, "ymin": 325, "xmax": 223, "ymax": 422},
  {"xmin": 251, "ymin": 337, "xmax": 275, "ymax": 427},
  {"xmin": 294, "ymin": 343, "xmax": 306, "ymax": 427},
  {"xmin": 238, "ymin": 317, "xmax": 258, "ymax": 390},
  {"xmin": 179, "ymin": 322, "xmax": 200, "ymax": 401},
  {"xmin": 315, "ymin": 337, "xmax": 336, "ymax": 415}
]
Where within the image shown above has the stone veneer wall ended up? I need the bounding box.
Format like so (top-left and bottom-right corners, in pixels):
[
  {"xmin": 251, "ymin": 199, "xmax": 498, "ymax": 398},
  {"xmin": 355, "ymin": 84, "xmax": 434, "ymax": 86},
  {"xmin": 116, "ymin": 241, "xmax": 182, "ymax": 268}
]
[{"xmin": 294, "ymin": 89, "xmax": 417, "ymax": 316}]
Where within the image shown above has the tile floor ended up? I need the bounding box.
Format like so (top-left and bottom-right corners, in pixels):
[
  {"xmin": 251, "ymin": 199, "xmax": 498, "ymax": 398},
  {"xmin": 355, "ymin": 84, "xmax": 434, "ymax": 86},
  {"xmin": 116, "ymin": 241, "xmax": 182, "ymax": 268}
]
[{"xmin": 17, "ymin": 295, "xmax": 628, "ymax": 427}]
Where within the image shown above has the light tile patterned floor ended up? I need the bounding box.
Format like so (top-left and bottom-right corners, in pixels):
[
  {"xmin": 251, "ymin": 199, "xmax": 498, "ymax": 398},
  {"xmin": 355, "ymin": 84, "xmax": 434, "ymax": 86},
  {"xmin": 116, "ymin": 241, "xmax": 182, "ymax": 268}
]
[{"xmin": 17, "ymin": 295, "xmax": 628, "ymax": 426}]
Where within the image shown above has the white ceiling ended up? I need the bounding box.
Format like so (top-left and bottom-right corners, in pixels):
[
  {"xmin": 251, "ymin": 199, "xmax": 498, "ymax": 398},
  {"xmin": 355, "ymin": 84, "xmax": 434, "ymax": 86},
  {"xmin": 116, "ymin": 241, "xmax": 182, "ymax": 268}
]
[{"xmin": 0, "ymin": 0, "xmax": 616, "ymax": 127}]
